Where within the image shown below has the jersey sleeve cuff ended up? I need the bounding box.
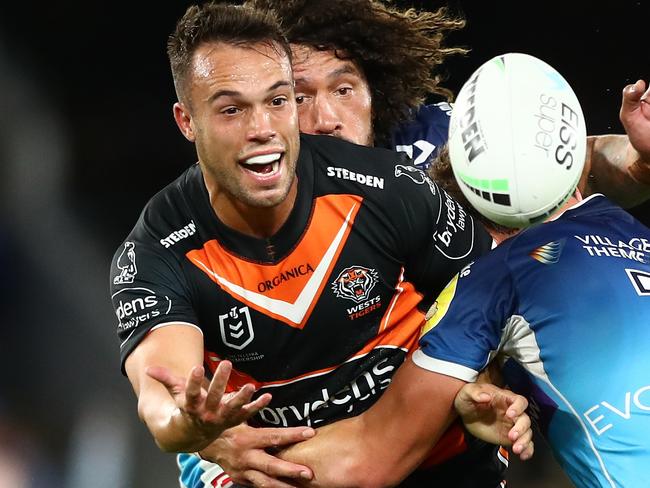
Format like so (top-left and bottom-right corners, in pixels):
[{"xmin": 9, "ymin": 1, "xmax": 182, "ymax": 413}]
[
  {"xmin": 150, "ymin": 321, "xmax": 203, "ymax": 335},
  {"xmin": 412, "ymin": 350, "xmax": 479, "ymax": 382}
]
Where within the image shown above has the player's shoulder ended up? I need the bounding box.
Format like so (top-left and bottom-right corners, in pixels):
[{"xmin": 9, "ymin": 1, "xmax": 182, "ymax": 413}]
[
  {"xmin": 300, "ymin": 132, "xmax": 406, "ymax": 175},
  {"xmin": 301, "ymin": 133, "xmax": 446, "ymax": 206},
  {"xmin": 396, "ymin": 101, "xmax": 453, "ymax": 130},
  {"xmin": 515, "ymin": 194, "xmax": 633, "ymax": 243},
  {"xmin": 489, "ymin": 196, "xmax": 630, "ymax": 264},
  {"xmin": 414, "ymin": 101, "xmax": 453, "ymax": 123},
  {"xmin": 389, "ymin": 102, "xmax": 453, "ymax": 170},
  {"xmin": 563, "ymin": 194, "xmax": 638, "ymax": 224},
  {"xmin": 301, "ymin": 132, "xmax": 420, "ymax": 193},
  {"xmin": 117, "ymin": 164, "xmax": 203, "ymax": 253}
]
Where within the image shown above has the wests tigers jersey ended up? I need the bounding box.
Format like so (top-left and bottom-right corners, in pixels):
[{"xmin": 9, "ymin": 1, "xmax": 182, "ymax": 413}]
[
  {"xmin": 111, "ymin": 134, "xmax": 499, "ymax": 485},
  {"xmin": 112, "ymin": 133, "xmax": 489, "ymax": 424}
]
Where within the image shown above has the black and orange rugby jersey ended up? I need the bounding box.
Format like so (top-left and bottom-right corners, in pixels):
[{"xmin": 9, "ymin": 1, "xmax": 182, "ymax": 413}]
[{"xmin": 111, "ymin": 134, "xmax": 502, "ymax": 484}]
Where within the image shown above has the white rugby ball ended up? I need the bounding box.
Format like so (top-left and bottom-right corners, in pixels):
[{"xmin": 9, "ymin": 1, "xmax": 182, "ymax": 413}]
[{"xmin": 448, "ymin": 52, "xmax": 586, "ymax": 228}]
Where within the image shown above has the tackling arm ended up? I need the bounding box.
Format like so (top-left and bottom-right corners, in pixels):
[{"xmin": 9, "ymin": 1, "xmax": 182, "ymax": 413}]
[{"xmin": 278, "ymin": 358, "xmax": 464, "ymax": 488}]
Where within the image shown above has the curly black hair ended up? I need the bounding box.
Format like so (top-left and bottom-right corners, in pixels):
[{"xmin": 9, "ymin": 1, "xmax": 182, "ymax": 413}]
[{"xmin": 246, "ymin": 0, "xmax": 466, "ymax": 145}]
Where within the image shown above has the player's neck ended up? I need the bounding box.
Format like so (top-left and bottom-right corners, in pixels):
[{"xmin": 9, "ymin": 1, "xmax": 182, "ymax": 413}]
[
  {"xmin": 549, "ymin": 190, "xmax": 582, "ymax": 222},
  {"xmin": 488, "ymin": 191, "xmax": 583, "ymax": 244},
  {"xmin": 489, "ymin": 227, "xmax": 518, "ymax": 245},
  {"xmin": 208, "ymin": 179, "xmax": 299, "ymax": 239}
]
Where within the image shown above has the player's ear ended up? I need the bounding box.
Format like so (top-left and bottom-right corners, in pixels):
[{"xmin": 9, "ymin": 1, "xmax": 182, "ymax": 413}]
[
  {"xmin": 574, "ymin": 186, "xmax": 583, "ymax": 201},
  {"xmin": 173, "ymin": 101, "xmax": 195, "ymax": 142}
]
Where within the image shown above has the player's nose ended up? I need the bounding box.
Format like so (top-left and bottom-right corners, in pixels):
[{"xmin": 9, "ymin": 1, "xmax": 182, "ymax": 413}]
[
  {"xmin": 247, "ymin": 106, "xmax": 277, "ymax": 142},
  {"xmin": 312, "ymin": 96, "xmax": 343, "ymax": 136}
]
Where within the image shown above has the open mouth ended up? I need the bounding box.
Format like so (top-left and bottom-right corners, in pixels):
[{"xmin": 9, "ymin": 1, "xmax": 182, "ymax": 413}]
[{"xmin": 240, "ymin": 152, "xmax": 283, "ymax": 176}]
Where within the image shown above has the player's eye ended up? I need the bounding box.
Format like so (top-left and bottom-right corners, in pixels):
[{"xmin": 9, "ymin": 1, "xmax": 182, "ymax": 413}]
[
  {"xmin": 221, "ymin": 106, "xmax": 240, "ymax": 115},
  {"xmin": 336, "ymin": 87, "xmax": 352, "ymax": 96},
  {"xmin": 271, "ymin": 96, "xmax": 288, "ymax": 107},
  {"xmin": 295, "ymin": 95, "xmax": 306, "ymax": 105}
]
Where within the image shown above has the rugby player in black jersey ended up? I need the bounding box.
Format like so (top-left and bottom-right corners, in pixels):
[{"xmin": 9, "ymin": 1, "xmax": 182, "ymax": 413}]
[{"xmin": 112, "ymin": 3, "xmax": 535, "ymax": 488}]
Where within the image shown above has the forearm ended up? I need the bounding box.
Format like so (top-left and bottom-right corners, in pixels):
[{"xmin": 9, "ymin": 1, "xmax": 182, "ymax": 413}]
[
  {"xmin": 278, "ymin": 360, "xmax": 461, "ymax": 488},
  {"xmin": 278, "ymin": 417, "xmax": 379, "ymax": 488},
  {"xmin": 125, "ymin": 326, "xmax": 253, "ymax": 454},
  {"xmin": 280, "ymin": 414, "xmax": 458, "ymax": 488},
  {"xmin": 129, "ymin": 359, "xmax": 220, "ymax": 452},
  {"xmin": 585, "ymin": 134, "xmax": 650, "ymax": 207}
]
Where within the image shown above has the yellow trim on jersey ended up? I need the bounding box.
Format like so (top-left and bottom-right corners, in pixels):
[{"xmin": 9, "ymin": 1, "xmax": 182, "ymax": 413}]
[{"xmin": 421, "ymin": 274, "xmax": 459, "ymax": 336}]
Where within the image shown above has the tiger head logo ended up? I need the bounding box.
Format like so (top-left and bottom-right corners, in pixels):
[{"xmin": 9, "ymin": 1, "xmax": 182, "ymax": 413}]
[{"xmin": 331, "ymin": 265, "xmax": 379, "ymax": 303}]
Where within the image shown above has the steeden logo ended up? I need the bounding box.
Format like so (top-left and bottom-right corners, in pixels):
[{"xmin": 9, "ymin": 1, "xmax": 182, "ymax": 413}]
[{"xmin": 160, "ymin": 221, "xmax": 196, "ymax": 248}]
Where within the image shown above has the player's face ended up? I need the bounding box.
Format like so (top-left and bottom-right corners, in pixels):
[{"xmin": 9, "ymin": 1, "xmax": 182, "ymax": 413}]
[
  {"xmin": 291, "ymin": 45, "xmax": 373, "ymax": 146},
  {"xmin": 175, "ymin": 42, "xmax": 299, "ymax": 211}
]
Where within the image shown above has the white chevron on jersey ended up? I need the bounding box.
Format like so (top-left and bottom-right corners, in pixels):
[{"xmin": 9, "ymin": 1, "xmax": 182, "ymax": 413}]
[{"xmin": 191, "ymin": 203, "xmax": 357, "ymax": 324}]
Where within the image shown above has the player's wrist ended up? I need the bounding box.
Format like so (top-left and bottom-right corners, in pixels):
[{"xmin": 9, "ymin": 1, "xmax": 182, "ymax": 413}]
[{"xmin": 165, "ymin": 410, "xmax": 225, "ymax": 453}]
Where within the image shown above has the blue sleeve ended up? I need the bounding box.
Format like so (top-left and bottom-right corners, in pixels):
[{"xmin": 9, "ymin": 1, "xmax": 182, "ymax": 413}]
[{"xmin": 413, "ymin": 246, "xmax": 517, "ymax": 380}]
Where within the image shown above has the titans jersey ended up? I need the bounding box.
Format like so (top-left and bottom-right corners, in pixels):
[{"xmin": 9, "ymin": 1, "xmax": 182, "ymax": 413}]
[
  {"xmin": 388, "ymin": 102, "xmax": 452, "ymax": 170},
  {"xmin": 110, "ymin": 134, "xmax": 502, "ymax": 486},
  {"xmin": 415, "ymin": 194, "xmax": 650, "ymax": 488}
]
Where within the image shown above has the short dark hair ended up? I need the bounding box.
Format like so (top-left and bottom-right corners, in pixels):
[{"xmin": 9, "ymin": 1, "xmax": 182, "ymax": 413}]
[
  {"xmin": 247, "ymin": 0, "xmax": 466, "ymax": 145},
  {"xmin": 167, "ymin": 2, "xmax": 291, "ymax": 104}
]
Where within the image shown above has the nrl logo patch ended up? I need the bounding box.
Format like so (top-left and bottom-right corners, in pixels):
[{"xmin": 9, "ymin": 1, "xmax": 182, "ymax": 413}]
[
  {"xmin": 219, "ymin": 306, "xmax": 254, "ymax": 350},
  {"xmin": 331, "ymin": 265, "xmax": 379, "ymax": 303}
]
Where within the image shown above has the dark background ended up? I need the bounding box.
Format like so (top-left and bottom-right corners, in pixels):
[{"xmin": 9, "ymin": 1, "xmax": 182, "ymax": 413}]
[{"xmin": 0, "ymin": 1, "xmax": 647, "ymax": 487}]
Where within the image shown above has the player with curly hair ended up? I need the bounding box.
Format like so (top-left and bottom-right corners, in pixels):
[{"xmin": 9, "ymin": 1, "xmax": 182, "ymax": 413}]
[{"xmin": 249, "ymin": 0, "xmax": 464, "ymax": 149}]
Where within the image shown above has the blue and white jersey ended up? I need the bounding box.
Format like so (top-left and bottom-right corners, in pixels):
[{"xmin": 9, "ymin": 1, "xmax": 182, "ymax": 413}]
[
  {"xmin": 178, "ymin": 454, "xmax": 233, "ymax": 488},
  {"xmin": 414, "ymin": 194, "xmax": 650, "ymax": 488},
  {"xmin": 387, "ymin": 102, "xmax": 452, "ymax": 170}
]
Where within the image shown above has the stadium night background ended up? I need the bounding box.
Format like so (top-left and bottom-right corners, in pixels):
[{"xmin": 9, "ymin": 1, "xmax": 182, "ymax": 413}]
[{"xmin": 0, "ymin": 1, "xmax": 646, "ymax": 486}]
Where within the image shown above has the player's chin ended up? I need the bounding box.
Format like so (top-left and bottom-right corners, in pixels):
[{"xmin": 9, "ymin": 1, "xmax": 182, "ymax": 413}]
[{"xmin": 244, "ymin": 184, "xmax": 293, "ymax": 208}]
